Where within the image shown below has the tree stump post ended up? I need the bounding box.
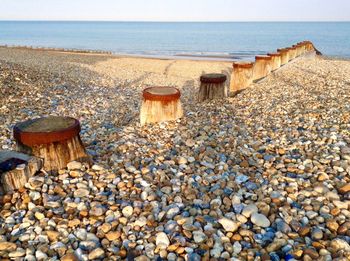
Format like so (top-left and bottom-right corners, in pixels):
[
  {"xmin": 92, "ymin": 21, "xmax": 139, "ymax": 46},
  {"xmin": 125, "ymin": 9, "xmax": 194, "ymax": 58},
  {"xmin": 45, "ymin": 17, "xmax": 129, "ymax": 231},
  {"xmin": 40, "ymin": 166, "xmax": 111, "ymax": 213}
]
[
  {"xmin": 290, "ymin": 46, "xmax": 297, "ymax": 60},
  {"xmin": 293, "ymin": 44, "xmax": 302, "ymax": 57},
  {"xmin": 277, "ymin": 48, "xmax": 289, "ymax": 66},
  {"xmin": 229, "ymin": 62, "xmax": 253, "ymax": 96},
  {"xmin": 13, "ymin": 116, "xmax": 89, "ymax": 172},
  {"xmin": 0, "ymin": 150, "xmax": 43, "ymax": 194},
  {"xmin": 298, "ymin": 42, "xmax": 306, "ymax": 55},
  {"xmin": 198, "ymin": 73, "xmax": 227, "ymax": 102},
  {"xmin": 253, "ymin": 56, "xmax": 272, "ymax": 82},
  {"xmin": 267, "ymin": 53, "xmax": 282, "ymax": 71},
  {"xmin": 140, "ymin": 86, "xmax": 183, "ymax": 126},
  {"xmin": 285, "ymin": 47, "xmax": 294, "ymax": 61}
]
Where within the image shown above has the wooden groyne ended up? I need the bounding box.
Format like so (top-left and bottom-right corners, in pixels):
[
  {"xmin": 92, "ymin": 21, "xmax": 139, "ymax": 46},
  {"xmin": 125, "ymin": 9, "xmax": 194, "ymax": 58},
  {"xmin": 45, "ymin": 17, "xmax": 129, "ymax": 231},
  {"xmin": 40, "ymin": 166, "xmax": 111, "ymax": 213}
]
[{"xmin": 230, "ymin": 40, "xmax": 320, "ymax": 96}]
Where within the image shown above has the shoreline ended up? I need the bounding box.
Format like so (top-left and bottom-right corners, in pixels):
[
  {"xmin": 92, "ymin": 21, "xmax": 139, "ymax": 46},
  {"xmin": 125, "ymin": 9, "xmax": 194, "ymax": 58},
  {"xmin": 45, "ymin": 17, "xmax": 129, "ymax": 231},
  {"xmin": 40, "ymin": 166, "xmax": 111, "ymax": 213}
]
[{"xmin": 0, "ymin": 44, "xmax": 257, "ymax": 62}]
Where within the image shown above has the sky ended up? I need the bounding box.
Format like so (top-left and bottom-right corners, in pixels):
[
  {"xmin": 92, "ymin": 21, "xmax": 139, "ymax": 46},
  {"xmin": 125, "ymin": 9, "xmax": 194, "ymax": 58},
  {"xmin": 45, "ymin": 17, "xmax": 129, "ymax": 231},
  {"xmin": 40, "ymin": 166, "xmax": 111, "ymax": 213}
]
[{"xmin": 0, "ymin": 0, "xmax": 349, "ymax": 22}]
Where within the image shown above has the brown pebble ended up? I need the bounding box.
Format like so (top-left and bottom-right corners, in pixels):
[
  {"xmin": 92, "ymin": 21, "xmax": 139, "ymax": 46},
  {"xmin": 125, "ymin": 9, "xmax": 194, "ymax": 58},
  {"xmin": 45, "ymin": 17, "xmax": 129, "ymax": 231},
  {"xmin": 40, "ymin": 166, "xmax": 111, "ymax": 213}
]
[
  {"xmin": 339, "ymin": 183, "xmax": 350, "ymax": 194},
  {"xmin": 330, "ymin": 208, "xmax": 340, "ymax": 216},
  {"xmin": 293, "ymin": 249, "xmax": 303, "ymax": 258},
  {"xmin": 61, "ymin": 253, "xmax": 79, "ymax": 261},
  {"xmin": 118, "ymin": 249, "xmax": 127, "ymax": 258},
  {"xmin": 303, "ymin": 248, "xmax": 319, "ymax": 259},
  {"xmin": 299, "ymin": 227, "xmax": 311, "ymax": 237},
  {"xmin": 337, "ymin": 222, "xmax": 350, "ymax": 235},
  {"xmin": 326, "ymin": 220, "xmax": 339, "ymax": 232}
]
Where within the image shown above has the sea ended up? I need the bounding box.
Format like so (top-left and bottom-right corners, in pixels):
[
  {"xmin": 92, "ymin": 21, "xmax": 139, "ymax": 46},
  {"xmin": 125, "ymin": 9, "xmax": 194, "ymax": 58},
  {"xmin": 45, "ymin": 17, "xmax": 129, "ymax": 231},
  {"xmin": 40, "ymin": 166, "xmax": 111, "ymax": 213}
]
[{"xmin": 0, "ymin": 21, "xmax": 349, "ymax": 61}]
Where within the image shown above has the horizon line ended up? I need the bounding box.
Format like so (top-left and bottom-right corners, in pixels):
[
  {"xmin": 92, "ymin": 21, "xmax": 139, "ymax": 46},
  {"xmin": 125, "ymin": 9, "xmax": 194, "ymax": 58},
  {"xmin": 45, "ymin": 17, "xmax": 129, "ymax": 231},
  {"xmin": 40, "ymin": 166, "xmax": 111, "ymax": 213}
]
[{"xmin": 0, "ymin": 19, "xmax": 349, "ymax": 23}]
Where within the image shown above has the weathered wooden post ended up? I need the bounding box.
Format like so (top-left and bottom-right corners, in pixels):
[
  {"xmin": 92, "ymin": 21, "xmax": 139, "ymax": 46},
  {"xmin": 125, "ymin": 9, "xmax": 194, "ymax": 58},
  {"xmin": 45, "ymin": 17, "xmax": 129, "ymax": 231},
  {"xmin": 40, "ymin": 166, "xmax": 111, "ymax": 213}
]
[
  {"xmin": 267, "ymin": 53, "xmax": 282, "ymax": 71},
  {"xmin": 13, "ymin": 116, "xmax": 89, "ymax": 172},
  {"xmin": 0, "ymin": 151, "xmax": 42, "ymax": 193},
  {"xmin": 288, "ymin": 47, "xmax": 297, "ymax": 60},
  {"xmin": 302, "ymin": 42, "xmax": 308, "ymax": 54},
  {"xmin": 253, "ymin": 56, "xmax": 272, "ymax": 81},
  {"xmin": 292, "ymin": 45, "xmax": 300, "ymax": 57},
  {"xmin": 297, "ymin": 43, "xmax": 305, "ymax": 56},
  {"xmin": 198, "ymin": 73, "xmax": 227, "ymax": 102},
  {"xmin": 277, "ymin": 48, "xmax": 289, "ymax": 66},
  {"xmin": 140, "ymin": 86, "xmax": 183, "ymax": 126},
  {"xmin": 229, "ymin": 62, "xmax": 254, "ymax": 96}
]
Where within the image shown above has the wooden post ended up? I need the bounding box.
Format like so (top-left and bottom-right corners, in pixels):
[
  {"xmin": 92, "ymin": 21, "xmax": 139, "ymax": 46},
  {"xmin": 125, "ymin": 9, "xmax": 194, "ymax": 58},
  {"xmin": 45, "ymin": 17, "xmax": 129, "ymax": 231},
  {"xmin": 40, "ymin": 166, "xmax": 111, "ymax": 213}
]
[
  {"xmin": 198, "ymin": 73, "xmax": 227, "ymax": 102},
  {"xmin": 253, "ymin": 56, "xmax": 272, "ymax": 82},
  {"xmin": 267, "ymin": 53, "xmax": 282, "ymax": 71},
  {"xmin": 284, "ymin": 48, "xmax": 293, "ymax": 62},
  {"xmin": 289, "ymin": 47, "xmax": 297, "ymax": 60},
  {"xmin": 140, "ymin": 86, "xmax": 183, "ymax": 126},
  {"xmin": 296, "ymin": 43, "xmax": 305, "ymax": 57},
  {"xmin": 277, "ymin": 48, "xmax": 289, "ymax": 66},
  {"xmin": 0, "ymin": 150, "xmax": 42, "ymax": 194},
  {"xmin": 13, "ymin": 116, "xmax": 89, "ymax": 172},
  {"xmin": 229, "ymin": 62, "xmax": 253, "ymax": 96},
  {"xmin": 298, "ymin": 42, "xmax": 306, "ymax": 55},
  {"xmin": 292, "ymin": 45, "xmax": 300, "ymax": 57}
]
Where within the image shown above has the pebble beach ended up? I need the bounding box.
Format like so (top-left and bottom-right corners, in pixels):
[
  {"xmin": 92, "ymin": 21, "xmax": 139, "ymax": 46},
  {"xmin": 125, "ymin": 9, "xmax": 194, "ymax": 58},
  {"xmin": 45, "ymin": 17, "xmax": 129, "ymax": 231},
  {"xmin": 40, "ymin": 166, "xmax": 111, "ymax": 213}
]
[{"xmin": 1, "ymin": 46, "xmax": 350, "ymax": 260}]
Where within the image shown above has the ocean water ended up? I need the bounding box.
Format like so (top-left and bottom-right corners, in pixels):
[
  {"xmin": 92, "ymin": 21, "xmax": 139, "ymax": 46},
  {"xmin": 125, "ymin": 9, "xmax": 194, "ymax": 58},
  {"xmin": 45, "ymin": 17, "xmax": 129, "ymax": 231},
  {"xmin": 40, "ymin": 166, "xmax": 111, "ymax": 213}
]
[{"xmin": 0, "ymin": 21, "xmax": 350, "ymax": 60}]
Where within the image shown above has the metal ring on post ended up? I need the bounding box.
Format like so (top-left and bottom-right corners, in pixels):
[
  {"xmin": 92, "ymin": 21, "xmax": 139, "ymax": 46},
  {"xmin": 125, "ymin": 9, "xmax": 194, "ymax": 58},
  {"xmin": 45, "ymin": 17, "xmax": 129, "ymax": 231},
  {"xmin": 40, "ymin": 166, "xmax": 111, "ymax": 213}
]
[
  {"xmin": 13, "ymin": 116, "xmax": 81, "ymax": 146},
  {"xmin": 200, "ymin": 73, "xmax": 227, "ymax": 84},
  {"xmin": 142, "ymin": 86, "xmax": 181, "ymax": 103},
  {"xmin": 233, "ymin": 62, "xmax": 254, "ymax": 69}
]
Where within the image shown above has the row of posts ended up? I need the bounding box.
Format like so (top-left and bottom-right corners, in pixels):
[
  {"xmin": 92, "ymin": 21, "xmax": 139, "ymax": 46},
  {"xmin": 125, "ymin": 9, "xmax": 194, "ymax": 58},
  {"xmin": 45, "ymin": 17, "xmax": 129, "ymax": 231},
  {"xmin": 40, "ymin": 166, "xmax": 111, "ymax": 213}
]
[
  {"xmin": 230, "ymin": 40, "xmax": 316, "ymax": 95},
  {"xmin": 141, "ymin": 40, "xmax": 317, "ymax": 125}
]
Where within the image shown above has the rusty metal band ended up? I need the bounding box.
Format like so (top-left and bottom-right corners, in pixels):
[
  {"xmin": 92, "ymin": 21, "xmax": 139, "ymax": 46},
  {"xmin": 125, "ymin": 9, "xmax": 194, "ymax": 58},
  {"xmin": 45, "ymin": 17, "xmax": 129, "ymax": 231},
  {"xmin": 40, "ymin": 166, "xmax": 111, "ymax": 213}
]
[
  {"xmin": 267, "ymin": 53, "xmax": 282, "ymax": 57},
  {"xmin": 233, "ymin": 62, "xmax": 254, "ymax": 69},
  {"xmin": 13, "ymin": 117, "xmax": 81, "ymax": 146},
  {"xmin": 200, "ymin": 74, "xmax": 227, "ymax": 84},
  {"xmin": 143, "ymin": 87, "xmax": 181, "ymax": 102},
  {"xmin": 255, "ymin": 56, "xmax": 272, "ymax": 61}
]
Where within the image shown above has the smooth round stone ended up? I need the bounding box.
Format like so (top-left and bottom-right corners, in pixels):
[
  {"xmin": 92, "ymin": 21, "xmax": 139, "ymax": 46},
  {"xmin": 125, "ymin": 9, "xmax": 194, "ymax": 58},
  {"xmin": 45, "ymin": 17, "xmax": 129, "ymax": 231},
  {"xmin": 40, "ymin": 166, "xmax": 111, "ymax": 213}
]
[
  {"xmin": 156, "ymin": 232, "xmax": 170, "ymax": 249},
  {"xmin": 218, "ymin": 218, "xmax": 240, "ymax": 232},
  {"xmin": 35, "ymin": 251, "xmax": 48, "ymax": 261},
  {"xmin": 167, "ymin": 253, "xmax": 177, "ymax": 261},
  {"xmin": 330, "ymin": 239, "xmax": 350, "ymax": 252},
  {"xmin": 122, "ymin": 206, "xmax": 134, "ymax": 218},
  {"xmin": 67, "ymin": 161, "xmax": 82, "ymax": 170},
  {"xmin": 242, "ymin": 204, "xmax": 258, "ymax": 218},
  {"xmin": 74, "ymin": 188, "xmax": 89, "ymax": 198},
  {"xmin": 251, "ymin": 213, "xmax": 271, "ymax": 228},
  {"xmin": 192, "ymin": 231, "xmax": 207, "ymax": 243},
  {"xmin": 166, "ymin": 207, "xmax": 180, "ymax": 219},
  {"xmin": 88, "ymin": 248, "xmax": 105, "ymax": 260},
  {"xmin": 311, "ymin": 228, "xmax": 323, "ymax": 240}
]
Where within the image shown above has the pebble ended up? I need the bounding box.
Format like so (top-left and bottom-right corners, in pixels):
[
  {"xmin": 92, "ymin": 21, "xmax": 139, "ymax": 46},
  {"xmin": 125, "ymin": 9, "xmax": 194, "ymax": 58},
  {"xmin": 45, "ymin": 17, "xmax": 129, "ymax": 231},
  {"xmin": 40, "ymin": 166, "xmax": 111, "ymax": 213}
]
[
  {"xmin": 88, "ymin": 248, "xmax": 105, "ymax": 260},
  {"xmin": 193, "ymin": 230, "xmax": 207, "ymax": 243},
  {"xmin": 74, "ymin": 188, "xmax": 89, "ymax": 198},
  {"xmin": 122, "ymin": 206, "xmax": 133, "ymax": 217},
  {"xmin": 330, "ymin": 239, "xmax": 350, "ymax": 252},
  {"xmin": 251, "ymin": 213, "xmax": 271, "ymax": 228},
  {"xmin": 242, "ymin": 204, "xmax": 258, "ymax": 218},
  {"xmin": 67, "ymin": 161, "xmax": 82, "ymax": 170},
  {"xmin": 0, "ymin": 242, "xmax": 17, "ymax": 251},
  {"xmin": 218, "ymin": 218, "xmax": 240, "ymax": 232},
  {"xmin": 35, "ymin": 250, "xmax": 48, "ymax": 261},
  {"xmin": 156, "ymin": 232, "xmax": 170, "ymax": 249},
  {"xmin": 311, "ymin": 227, "xmax": 323, "ymax": 240}
]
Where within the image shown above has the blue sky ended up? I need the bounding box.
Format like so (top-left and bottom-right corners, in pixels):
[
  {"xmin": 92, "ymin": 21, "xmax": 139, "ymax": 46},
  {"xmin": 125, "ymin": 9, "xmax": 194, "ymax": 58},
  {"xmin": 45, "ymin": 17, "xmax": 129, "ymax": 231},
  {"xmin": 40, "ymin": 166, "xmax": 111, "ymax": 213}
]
[{"xmin": 0, "ymin": 0, "xmax": 349, "ymax": 21}]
